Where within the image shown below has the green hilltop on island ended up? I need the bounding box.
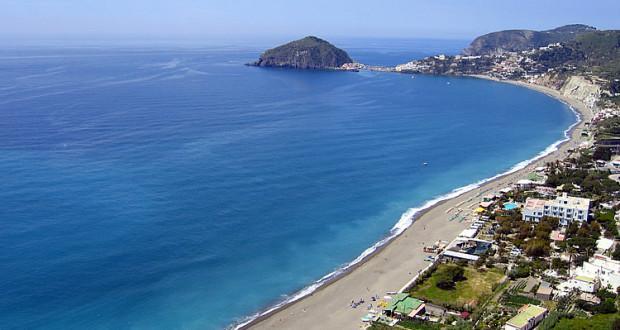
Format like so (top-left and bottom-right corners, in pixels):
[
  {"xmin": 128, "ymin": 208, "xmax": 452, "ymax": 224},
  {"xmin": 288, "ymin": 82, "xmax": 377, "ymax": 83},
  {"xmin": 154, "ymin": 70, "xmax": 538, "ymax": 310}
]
[
  {"xmin": 250, "ymin": 36, "xmax": 354, "ymax": 70},
  {"xmin": 464, "ymin": 24, "xmax": 597, "ymax": 56}
]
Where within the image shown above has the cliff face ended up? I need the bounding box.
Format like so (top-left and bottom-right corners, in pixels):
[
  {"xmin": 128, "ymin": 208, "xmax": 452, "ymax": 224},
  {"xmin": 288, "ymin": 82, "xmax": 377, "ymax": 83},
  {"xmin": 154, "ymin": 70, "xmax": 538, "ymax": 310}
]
[
  {"xmin": 252, "ymin": 36, "xmax": 353, "ymax": 70},
  {"xmin": 560, "ymin": 76, "xmax": 602, "ymax": 110},
  {"xmin": 464, "ymin": 24, "xmax": 596, "ymax": 56}
]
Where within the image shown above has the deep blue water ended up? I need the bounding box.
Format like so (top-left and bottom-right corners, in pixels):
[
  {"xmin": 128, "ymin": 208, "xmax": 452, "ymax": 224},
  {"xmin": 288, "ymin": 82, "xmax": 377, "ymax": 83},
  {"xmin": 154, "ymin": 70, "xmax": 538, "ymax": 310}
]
[{"xmin": 0, "ymin": 41, "xmax": 574, "ymax": 330}]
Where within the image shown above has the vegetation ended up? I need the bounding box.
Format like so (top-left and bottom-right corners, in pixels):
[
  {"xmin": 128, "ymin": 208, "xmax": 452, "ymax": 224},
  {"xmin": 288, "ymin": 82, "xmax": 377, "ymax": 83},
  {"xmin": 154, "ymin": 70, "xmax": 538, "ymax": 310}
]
[
  {"xmin": 435, "ymin": 264, "xmax": 466, "ymax": 289},
  {"xmin": 501, "ymin": 293, "xmax": 541, "ymax": 307},
  {"xmin": 538, "ymin": 312, "xmax": 572, "ymax": 330},
  {"xmin": 596, "ymin": 210, "xmax": 619, "ymax": 239},
  {"xmin": 508, "ymin": 262, "xmax": 532, "ymax": 279},
  {"xmin": 553, "ymin": 313, "xmax": 620, "ymax": 329},
  {"xmin": 368, "ymin": 319, "xmax": 472, "ymax": 330},
  {"xmin": 571, "ymin": 31, "xmax": 620, "ymax": 78},
  {"xmin": 464, "ymin": 24, "xmax": 596, "ymax": 56},
  {"xmin": 546, "ymin": 162, "xmax": 620, "ymax": 198},
  {"xmin": 398, "ymin": 319, "xmax": 443, "ymax": 329},
  {"xmin": 409, "ymin": 265, "xmax": 504, "ymax": 310},
  {"xmin": 252, "ymin": 36, "xmax": 353, "ymax": 69}
]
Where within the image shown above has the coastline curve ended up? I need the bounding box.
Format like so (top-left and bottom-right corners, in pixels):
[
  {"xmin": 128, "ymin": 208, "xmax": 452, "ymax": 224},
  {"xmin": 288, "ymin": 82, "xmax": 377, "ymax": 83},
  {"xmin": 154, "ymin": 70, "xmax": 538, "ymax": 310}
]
[{"xmin": 232, "ymin": 77, "xmax": 585, "ymax": 330}]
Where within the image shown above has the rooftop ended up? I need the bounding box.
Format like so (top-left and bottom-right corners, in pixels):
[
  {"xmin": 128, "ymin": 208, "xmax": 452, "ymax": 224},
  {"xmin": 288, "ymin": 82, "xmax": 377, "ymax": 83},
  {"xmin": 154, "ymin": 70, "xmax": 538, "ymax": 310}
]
[
  {"xmin": 480, "ymin": 201, "xmax": 494, "ymax": 208},
  {"xmin": 506, "ymin": 304, "xmax": 547, "ymax": 328},
  {"xmin": 550, "ymin": 230, "xmax": 566, "ymax": 241},
  {"xmin": 536, "ymin": 286, "xmax": 553, "ymax": 295},
  {"xmin": 597, "ymin": 238, "xmax": 615, "ymax": 251},
  {"xmin": 459, "ymin": 228, "xmax": 478, "ymax": 238},
  {"xmin": 553, "ymin": 193, "xmax": 590, "ymax": 208},
  {"xmin": 524, "ymin": 198, "xmax": 546, "ymax": 209},
  {"xmin": 443, "ymin": 250, "xmax": 479, "ymax": 261},
  {"xmin": 385, "ymin": 293, "xmax": 424, "ymax": 315},
  {"xmin": 575, "ymin": 275, "xmax": 595, "ymax": 283}
]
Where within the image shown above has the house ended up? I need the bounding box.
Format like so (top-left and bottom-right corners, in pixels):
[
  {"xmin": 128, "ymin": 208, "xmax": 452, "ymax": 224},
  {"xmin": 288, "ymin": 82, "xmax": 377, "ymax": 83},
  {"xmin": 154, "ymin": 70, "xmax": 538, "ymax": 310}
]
[
  {"xmin": 578, "ymin": 292, "xmax": 601, "ymax": 305},
  {"xmin": 480, "ymin": 201, "xmax": 494, "ymax": 209},
  {"xmin": 383, "ymin": 293, "xmax": 425, "ymax": 319},
  {"xmin": 535, "ymin": 281, "xmax": 553, "ymax": 301},
  {"xmin": 550, "ymin": 230, "xmax": 566, "ymax": 242},
  {"xmin": 596, "ymin": 238, "xmax": 615, "ymax": 254},
  {"xmin": 441, "ymin": 238, "xmax": 492, "ymax": 264},
  {"xmin": 558, "ymin": 275, "xmax": 599, "ymax": 293},
  {"xmin": 522, "ymin": 193, "xmax": 590, "ymax": 225},
  {"xmin": 515, "ymin": 179, "xmax": 541, "ymax": 189},
  {"xmin": 504, "ymin": 304, "xmax": 548, "ymax": 330},
  {"xmin": 442, "ymin": 250, "xmax": 479, "ymax": 263},
  {"xmin": 576, "ymin": 254, "xmax": 620, "ymax": 292}
]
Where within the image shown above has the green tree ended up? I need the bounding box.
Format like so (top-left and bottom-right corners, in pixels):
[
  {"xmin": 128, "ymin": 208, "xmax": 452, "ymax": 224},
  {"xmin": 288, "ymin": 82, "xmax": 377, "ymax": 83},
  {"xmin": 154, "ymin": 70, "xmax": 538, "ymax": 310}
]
[
  {"xmin": 525, "ymin": 239, "xmax": 550, "ymax": 257},
  {"xmin": 597, "ymin": 298, "xmax": 618, "ymax": 314},
  {"xmin": 435, "ymin": 265, "xmax": 465, "ymax": 289}
]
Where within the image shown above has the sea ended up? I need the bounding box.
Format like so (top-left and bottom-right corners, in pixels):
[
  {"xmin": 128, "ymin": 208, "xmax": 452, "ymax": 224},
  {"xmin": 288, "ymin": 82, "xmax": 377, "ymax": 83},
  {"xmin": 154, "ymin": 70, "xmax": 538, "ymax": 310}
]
[{"xmin": 0, "ymin": 38, "xmax": 576, "ymax": 329}]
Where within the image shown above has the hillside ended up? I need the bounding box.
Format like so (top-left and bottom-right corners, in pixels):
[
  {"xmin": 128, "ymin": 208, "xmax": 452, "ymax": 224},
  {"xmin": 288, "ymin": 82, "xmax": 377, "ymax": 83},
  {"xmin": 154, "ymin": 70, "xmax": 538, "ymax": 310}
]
[
  {"xmin": 463, "ymin": 24, "xmax": 596, "ymax": 56},
  {"xmin": 529, "ymin": 30, "xmax": 620, "ymax": 78},
  {"xmin": 251, "ymin": 36, "xmax": 353, "ymax": 70}
]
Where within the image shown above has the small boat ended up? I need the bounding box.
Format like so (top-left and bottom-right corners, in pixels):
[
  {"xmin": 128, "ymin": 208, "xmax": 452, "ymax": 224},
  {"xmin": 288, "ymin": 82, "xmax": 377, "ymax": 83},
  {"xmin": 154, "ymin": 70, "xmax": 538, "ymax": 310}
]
[{"xmin": 423, "ymin": 162, "xmax": 429, "ymax": 166}]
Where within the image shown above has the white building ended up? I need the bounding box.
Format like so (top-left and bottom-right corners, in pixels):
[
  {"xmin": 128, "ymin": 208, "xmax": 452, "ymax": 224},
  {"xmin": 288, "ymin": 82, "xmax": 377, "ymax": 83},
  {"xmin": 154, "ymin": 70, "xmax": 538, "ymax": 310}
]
[
  {"xmin": 522, "ymin": 193, "xmax": 590, "ymax": 225},
  {"xmin": 597, "ymin": 238, "xmax": 615, "ymax": 254},
  {"xmin": 504, "ymin": 304, "xmax": 548, "ymax": 330},
  {"xmin": 522, "ymin": 198, "xmax": 546, "ymax": 222},
  {"xmin": 558, "ymin": 275, "xmax": 599, "ymax": 293},
  {"xmin": 576, "ymin": 254, "xmax": 620, "ymax": 292}
]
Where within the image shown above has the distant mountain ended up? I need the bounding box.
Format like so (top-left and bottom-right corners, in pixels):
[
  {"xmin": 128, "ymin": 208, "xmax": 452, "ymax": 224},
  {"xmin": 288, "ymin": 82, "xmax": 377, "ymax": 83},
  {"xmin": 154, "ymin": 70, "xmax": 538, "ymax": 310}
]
[
  {"xmin": 250, "ymin": 36, "xmax": 353, "ymax": 70},
  {"xmin": 463, "ymin": 24, "xmax": 597, "ymax": 56}
]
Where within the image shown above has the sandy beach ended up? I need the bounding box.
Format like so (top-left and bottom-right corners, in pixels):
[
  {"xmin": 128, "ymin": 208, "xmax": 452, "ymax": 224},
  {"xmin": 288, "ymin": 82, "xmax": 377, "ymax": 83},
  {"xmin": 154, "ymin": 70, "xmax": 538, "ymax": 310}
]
[{"xmin": 243, "ymin": 78, "xmax": 592, "ymax": 330}]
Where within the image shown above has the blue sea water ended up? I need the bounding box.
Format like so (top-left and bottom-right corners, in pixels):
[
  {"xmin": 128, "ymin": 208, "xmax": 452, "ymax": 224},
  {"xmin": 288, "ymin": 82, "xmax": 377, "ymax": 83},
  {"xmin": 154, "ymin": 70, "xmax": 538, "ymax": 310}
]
[{"xmin": 0, "ymin": 41, "xmax": 575, "ymax": 330}]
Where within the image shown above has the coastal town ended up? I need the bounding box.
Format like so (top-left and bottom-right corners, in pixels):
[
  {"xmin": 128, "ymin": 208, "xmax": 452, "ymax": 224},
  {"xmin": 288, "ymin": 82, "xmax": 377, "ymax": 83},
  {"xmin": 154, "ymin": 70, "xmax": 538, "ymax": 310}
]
[
  {"xmin": 363, "ymin": 137, "xmax": 620, "ymax": 329},
  {"xmin": 248, "ymin": 28, "xmax": 620, "ymax": 330},
  {"xmin": 348, "ymin": 37, "xmax": 620, "ymax": 330}
]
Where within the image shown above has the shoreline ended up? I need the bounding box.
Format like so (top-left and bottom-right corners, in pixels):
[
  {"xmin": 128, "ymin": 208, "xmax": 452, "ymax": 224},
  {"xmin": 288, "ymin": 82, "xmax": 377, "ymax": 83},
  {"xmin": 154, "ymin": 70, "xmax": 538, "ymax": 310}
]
[{"xmin": 237, "ymin": 75, "xmax": 591, "ymax": 330}]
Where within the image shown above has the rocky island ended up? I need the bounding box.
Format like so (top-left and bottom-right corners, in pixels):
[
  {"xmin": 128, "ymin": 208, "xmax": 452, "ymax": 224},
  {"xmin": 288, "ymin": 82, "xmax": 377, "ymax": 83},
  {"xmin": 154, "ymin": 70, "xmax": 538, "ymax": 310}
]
[{"xmin": 250, "ymin": 36, "xmax": 354, "ymax": 70}]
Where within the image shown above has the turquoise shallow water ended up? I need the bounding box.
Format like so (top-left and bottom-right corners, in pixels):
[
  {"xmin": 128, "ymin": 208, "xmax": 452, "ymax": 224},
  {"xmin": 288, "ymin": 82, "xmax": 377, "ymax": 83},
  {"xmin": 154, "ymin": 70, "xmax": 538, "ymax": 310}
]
[{"xmin": 0, "ymin": 42, "xmax": 575, "ymax": 329}]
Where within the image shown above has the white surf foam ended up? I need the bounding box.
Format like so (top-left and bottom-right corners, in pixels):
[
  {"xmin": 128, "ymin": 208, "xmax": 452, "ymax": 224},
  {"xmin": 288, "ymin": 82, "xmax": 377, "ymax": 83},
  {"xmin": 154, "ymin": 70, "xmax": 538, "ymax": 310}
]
[{"xmin": 231, "ymin": 101, "xmax": 581, "ymax": 330}]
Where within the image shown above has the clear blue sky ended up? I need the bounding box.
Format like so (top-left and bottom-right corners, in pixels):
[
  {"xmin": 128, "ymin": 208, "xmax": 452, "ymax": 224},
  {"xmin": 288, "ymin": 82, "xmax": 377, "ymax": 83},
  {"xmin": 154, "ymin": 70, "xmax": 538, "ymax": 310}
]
[{"xmin": 2, "ymin": 0, "xmax": 619, "ymax": 41}]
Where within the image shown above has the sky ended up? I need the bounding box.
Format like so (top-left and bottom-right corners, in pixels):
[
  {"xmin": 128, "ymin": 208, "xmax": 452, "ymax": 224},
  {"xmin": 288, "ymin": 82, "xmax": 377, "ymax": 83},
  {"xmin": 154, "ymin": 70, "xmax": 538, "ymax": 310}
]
[{"xmin": 2, "ymin": 0, "xmax": 619, "ymax": 42}]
